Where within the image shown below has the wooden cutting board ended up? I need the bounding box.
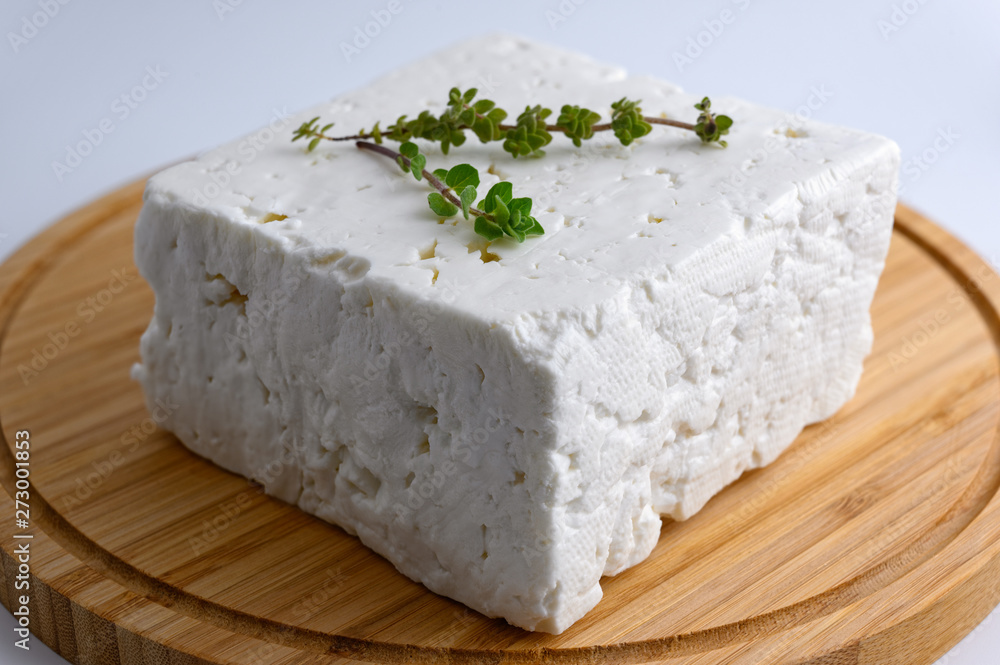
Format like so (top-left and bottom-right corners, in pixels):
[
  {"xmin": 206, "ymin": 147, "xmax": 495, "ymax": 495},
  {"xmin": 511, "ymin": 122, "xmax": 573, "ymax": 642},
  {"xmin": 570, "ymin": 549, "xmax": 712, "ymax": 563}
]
[{"xmin": 1, "ymin": 180, "xmax": 999, "ymax": 665}]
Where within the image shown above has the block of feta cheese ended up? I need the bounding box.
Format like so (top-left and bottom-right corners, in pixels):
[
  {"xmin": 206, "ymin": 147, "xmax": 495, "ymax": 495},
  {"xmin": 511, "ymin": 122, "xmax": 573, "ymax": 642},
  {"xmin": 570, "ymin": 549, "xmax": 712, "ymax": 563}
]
[{"xmin": 132, "ymin": 35, "xmax": 899, "ymax": 633}]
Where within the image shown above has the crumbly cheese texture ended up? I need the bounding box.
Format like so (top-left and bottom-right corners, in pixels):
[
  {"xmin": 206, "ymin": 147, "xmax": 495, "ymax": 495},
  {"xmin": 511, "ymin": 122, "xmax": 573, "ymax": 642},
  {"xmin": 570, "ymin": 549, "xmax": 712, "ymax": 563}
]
[{"xmin": 132, "ymin": 36, "xmax": 899, "ymax": 633}]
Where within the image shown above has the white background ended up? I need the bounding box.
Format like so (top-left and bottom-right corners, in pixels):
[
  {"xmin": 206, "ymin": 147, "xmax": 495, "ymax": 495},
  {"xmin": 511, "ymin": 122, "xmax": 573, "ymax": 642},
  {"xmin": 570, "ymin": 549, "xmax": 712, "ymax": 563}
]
[{"xmin": 0, "ymin": 0, "xmax": 998, "ymax": 662}]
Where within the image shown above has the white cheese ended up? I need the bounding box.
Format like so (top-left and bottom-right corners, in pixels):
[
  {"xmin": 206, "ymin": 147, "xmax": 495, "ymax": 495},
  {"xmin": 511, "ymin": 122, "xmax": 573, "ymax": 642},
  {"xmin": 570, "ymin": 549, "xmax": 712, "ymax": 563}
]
[{"xmin": 131, "ymin": 35, "xmax": 899, "ymax": 633}]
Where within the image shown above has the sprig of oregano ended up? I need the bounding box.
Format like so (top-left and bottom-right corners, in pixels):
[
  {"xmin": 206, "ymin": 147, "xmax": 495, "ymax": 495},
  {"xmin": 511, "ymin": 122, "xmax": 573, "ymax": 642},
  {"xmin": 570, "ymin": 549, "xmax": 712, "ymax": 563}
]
[
  {"xmin": 692, "ymin": 97, "xmax": 732, "ymax": 147},
  {"xmin": 293, "ymin": 87, "xmax": 733, "ymax": 157},
  {"xmin": 354, "ymin": 140, "xmax": 543, "ymax": 242},
  {"xmin": 291, "ymin": 87, "xmax": 734, "ymax": 243}
]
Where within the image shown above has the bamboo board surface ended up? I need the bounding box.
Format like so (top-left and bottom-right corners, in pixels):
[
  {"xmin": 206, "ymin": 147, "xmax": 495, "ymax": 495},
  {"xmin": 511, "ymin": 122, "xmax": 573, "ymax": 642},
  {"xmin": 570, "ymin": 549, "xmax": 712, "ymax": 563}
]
[{"xmin": 1, "ymin": 180, "xmax": 999, "ymax": 665}]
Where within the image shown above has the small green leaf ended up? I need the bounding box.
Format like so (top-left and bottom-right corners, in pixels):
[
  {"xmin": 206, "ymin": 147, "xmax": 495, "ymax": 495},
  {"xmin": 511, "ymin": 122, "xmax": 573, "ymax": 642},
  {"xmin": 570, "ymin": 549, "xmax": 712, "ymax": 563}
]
[
  {"xmin": 463, "ymin": 88, "xmax": 477, "ymax": 103},
  {"xmin": 428, "ymin": 192, "xmax": 459, "ymax": 217},
  {"xmin": 509, "ymin": 208, "xmax": 522, "ymax": 230},
  {"xmin": 487, "ymin": 108, "xmax": 508, "ymax": 124},
  {"xmin": 474, "ymin": 216, "xmax": 504, "ymax": 240},
  {"xmin": 482, "ymin": 182, "xmax": 513, "ymax": 212},
  {"xmin": 509, "ymin": 223, "xmax": 526, "ymax": 243},
  {"xmin": 432, "ymin": 168, "xmax": 448, "ymax": 180},
  {"xmin": 458, "ymin": 108, "xmax": 476, "ymax": 126},
  {"xmin": 716, "ymin": 115, "xmax": 733, "ymax": 130},
  {"xmin": 471, "ymin": 117, "xmax": 493, "ymax": 143},
  {"xmin": 524, "ymin": 217, "xmax": 544, "ymax": 236},
  {"xmin": 410, "ymin": 153, "xmax": 426, "ymax": 180},
  {"xmin": 508, "ymin": 197, "xmax": 533, "ymax": 219},
  {"xmin": 473, "ymin": 99, "xmax": 495, "ymax": 113},
  {"xmin": 493, "ymin": 196, "xmax": 510, "ymax": 229},
  {"xmin": 459, "ymin": 185, "xmax": 477, "ymax": 220},
  {"xmin": 399, "ymin": 142, "xmax": 419, "ymax": 159},
  {"xmin": 445, "ymin": 164, "xmax": 480, "ymax": 191},
  {"xmin": 308, "ymin": 137, "xmax": 321, "ymax": 152}
]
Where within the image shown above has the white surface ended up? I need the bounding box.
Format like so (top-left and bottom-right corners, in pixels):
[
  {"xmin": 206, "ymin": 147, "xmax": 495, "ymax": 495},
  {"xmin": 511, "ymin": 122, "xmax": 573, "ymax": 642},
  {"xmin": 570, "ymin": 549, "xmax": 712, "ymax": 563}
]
[
  {"xmin": 0, "ymin": 0, "xmax": 996, "ymax": 659},
  {"xmin": 129, "ymin": 34, "xmax": 897, "ymax": 633}
]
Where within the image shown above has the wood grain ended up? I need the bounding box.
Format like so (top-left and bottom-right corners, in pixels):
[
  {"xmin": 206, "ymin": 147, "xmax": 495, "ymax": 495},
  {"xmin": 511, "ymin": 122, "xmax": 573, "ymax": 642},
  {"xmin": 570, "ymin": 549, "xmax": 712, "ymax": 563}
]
[{"xmin": 1, "ymin": 180, "xmax": 999, "ymax": 665}]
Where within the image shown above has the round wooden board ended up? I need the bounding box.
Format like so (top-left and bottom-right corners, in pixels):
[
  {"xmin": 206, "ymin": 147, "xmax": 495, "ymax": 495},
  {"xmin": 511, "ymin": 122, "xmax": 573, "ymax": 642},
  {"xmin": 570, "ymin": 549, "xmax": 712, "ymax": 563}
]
[{"xmin": 1, "ymin": 180, "xmax": 1000, "ymax": 665}]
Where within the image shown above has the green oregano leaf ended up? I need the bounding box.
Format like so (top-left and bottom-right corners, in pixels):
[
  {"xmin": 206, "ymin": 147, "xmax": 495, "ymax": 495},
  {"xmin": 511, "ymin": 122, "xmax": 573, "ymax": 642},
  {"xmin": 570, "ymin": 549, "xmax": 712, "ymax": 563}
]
[
  {"xmin": 493, "ymin": 196, "xmax": 510, "ymax": 228},
  {"xmin": 399, "ymin": 142, "xmax": 419, "ymax": 159},
  {"xmin": 508, "ymin": 197, "xmax": 533, "ymax": 219},
  {"xmin": 444, "ymin": 163, "xmax": 479, "ymax": 191},
  {"xmin": 509, "ymin": 208, "xmax": 522, "ymax": 229},
  {"xmin": 409, "ymin": 153, "xmax": 425, "ymax": 180},
  {"xmin": 524, "ymin": 217, "xmax": 544, "ymax": 236},
  {"xmin": 428, "ymin": 192, "xmax": 459, "ymax": 217},
  {"xmin": 482, "ymin": 182, "xmax": 513, "ymax": 212},
  {"xmin": 473, "ymin": 99, "xmax": 495, "ymax": 113},
  {"xmin": 474, "ymin": 216, "xmax": 504, "ymax": 240},
  {"xmin": 459, "ymin": 185, "xmax": 476, "ymax": 220}
]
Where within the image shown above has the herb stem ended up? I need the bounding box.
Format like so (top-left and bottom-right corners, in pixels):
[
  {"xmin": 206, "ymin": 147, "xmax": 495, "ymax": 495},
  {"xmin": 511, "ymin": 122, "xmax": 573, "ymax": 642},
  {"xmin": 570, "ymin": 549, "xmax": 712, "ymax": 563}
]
[
  {"xmin": 338, "ymin": 116, "xmax": 696, "ymax": 143},
  {"xmin": 640, "ymin": 116, "xmax": 699, "ymax": 131},
  {"xmin": 355, "ymin": 140, "xmax": 493, "ymax": 221},
  {"xmin": 493, "ymin": 117, "xmax": 695, "ymax": 134},
  {"xmin": 321, "ymin": 132, "xmax": 365, "ymax": 142}
]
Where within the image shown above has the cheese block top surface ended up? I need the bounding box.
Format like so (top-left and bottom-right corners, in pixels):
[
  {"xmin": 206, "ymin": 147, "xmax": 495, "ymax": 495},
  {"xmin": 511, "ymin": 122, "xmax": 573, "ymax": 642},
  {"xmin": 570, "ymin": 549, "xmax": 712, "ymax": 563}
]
[{"xmin": 148, "ymin": 35, "xmax": 894, "ymax": 319}]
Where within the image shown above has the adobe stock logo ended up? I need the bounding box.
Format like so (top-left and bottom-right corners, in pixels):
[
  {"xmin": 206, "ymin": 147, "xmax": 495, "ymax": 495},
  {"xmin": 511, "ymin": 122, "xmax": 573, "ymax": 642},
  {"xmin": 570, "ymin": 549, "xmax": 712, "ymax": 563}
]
[
  {"xmin": 17, "ymin": 267, "xmax": 137, "ymax": 385},
  {"xmin": 340, "ymin": 1, "xmax": 408, "ymax": 63},
  {"xmin": 51, "ymin": 66, "xmax": 169, "ymax": 181},
  {"xmin": 7, "ymin": 0, "xmax": 72, "ymax": 54},
  {"xmin": 672, "ymin": 0, "xmax": 752, "ymax": 73},
  {"xmin": 876, "ymin": 0, "xmax": 931, "ymax": 40}
]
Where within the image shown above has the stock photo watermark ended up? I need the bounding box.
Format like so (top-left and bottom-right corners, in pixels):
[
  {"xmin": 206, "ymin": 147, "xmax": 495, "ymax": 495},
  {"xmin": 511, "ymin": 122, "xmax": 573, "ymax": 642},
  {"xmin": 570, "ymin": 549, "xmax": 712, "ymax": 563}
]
[
  {"xmin": 672, "ymin": 0, "xmax": 752, "ymax": 73},
  {"xmin": 188, "ymin": 434, "xmax": 299, "ymax": 556},
  {"xmin": 877, "ymin": 0, "xmax": 932, "ymax": 40},
  {"xmin": 886, "ymin": 249, "xmax": 989, "ymax": 373},
  {"xmin": 57, "ymin": 397, "xmax": 180, "ymax": 511},
  {"xmin": 719, "ymin": 83, "xmax": 834, "ymax": 192},
  {"xmin": 545, "ymin": 0, "xmax": 588, "ymax": 30},
  {"xmin": 10, "ymin": 429, "xmax": 33, "ymax": 651},
  {"xmin": 7, "ymin": 0, "xmax": 72, "ymax": 54},
  {"xmin": 51, "ymin": 66, "xmax": 169, "ymax": 181},
  {"xmin": 190, "ymin": 107, "xmax": 292, "ymax": 206},
  {"xmin": 213, "ymin": 0, "xmax": 246, "ymax": 21},
  {"xmin": 340, "ymin": 1, "xmax": 408, "ymax": 63},
  {"xmin": 16, "ymin": 267, "xmax": 137, "ymax": 385},
  {"xmin": 898, "ymin": 126, "xmax": 959, "ymax": 197}
]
